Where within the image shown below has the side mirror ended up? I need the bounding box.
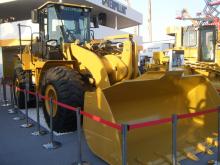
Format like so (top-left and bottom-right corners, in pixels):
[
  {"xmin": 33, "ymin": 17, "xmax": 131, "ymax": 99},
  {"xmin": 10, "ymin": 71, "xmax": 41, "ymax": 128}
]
[
  {"xmin": 92, "ymin": 16, "xmax": 99, "ymax": 28},
  {"xmin": 31, "ymin": 9, "xmax": 39, "ymax": 23}
]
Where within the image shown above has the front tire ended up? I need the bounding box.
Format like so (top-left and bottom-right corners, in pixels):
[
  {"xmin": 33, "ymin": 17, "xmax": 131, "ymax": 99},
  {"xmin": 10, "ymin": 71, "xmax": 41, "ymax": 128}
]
[{"xmin": 42, "ymin": 66, "xmax": 84, "ymax": 133}]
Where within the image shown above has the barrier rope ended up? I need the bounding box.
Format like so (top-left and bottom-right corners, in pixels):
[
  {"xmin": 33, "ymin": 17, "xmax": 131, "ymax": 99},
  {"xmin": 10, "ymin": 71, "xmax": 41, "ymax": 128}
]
[
  {"xmin": 129, "ymin": 108, "xmax": 219, "ymax": 130},
  {"xmin": 80, "ymin": 111, "xmax": 122, "ymax": 130},
  {"xmin": 177, "ymin": 108, "xmax": 218, "ymax": 119},
  {"xmin": 129, "ymin": 117, "xmax": 172, "ymax": 130},
  {"xmin": 15, "ymin": 85, "xmax": 122, "ymax": 131},
  {"xmin": 53, "ymin": 99, "xmax": 122, "ymax": 130},
  {"xmin": 7, "ymin": 83, "xmax": 220, "ymax": 132},
  {"xmin": 26, "ymin": 90, "xmax": 36, "ymax": 96}
]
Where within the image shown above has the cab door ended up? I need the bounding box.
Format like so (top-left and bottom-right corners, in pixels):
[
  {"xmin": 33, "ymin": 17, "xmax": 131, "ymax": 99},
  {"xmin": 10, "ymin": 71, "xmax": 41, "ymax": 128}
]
[{"xmin": 199, "ymin": 25, "xmax": 216, "ymax": 62}]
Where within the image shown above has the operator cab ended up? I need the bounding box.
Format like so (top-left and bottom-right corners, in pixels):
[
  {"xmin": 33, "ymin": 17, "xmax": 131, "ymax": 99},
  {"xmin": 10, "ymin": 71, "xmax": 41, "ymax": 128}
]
[
  {"xmin": 198, "ymin": 25, "xmax": 216, "ymax": 62},
  {"xmin": 31, "ymin": 2, "xmax": 92, "ymax": 59},
  {"xmin": 182, "ymin": 25, "xmax": 216, "ymax": 62}
]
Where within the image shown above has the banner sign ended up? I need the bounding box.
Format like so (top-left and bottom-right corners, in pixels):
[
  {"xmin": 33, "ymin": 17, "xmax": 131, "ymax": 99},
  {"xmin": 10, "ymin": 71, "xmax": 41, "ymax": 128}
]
[{"xmin": 102, "ymin": 0, "xmax": 127, "ymax": 15}]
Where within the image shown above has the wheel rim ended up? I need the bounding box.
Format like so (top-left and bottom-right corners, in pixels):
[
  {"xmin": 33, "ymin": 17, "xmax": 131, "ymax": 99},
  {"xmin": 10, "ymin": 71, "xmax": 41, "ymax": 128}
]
[{"xmin": 45, "ymin": 85, "xmax": 58, "ymax": 117}]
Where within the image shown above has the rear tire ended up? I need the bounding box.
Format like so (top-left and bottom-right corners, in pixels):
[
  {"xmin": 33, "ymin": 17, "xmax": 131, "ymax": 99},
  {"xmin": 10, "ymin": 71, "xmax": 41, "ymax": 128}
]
[{"xmin": 42, "ymin": 66, "xmax": 84, "ymax": 133}]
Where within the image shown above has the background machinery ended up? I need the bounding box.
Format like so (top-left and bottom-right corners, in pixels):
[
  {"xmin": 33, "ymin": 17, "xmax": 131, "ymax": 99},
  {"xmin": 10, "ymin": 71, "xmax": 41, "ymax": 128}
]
[
  {"xmin": 13, "ymin": 1, "xmax": 220, "ymax": 164},
  {"xmin": 150, "ymin": 0, "xmax": 220, "ymax": 88}
]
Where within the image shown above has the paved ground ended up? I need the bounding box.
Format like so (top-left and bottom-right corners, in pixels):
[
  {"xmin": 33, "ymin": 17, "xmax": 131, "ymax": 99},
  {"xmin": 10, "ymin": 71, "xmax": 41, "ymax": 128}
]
[
  {"xmin": 0, "ymin": 86, "xmax": 219, "ymax": 165},
  {"xmin": 181, "ymin": 150, "xmax": 218, "ymax": 165},
  {"xmin": 0, "ymin": 104, "xmax": 107, "ymax": 165}
]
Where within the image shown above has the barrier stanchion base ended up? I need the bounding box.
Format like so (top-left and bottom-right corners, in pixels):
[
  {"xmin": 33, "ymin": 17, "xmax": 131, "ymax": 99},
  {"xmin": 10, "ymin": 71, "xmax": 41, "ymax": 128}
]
[
  {"xmin": 207, "ymin": 160, "xmax": 218, "ymax": 165},
  {"xmin": 20, "ymin": 123, "xmax": 33, "ymax": 128},
  {"xmin": 2, "ymin": 101, "xmax": 11, "ymax": 106},
  {"xmin": 43, "ymin": 141, "xmax": 61, "ymax": 150},
  {"xmin": 72, "ymin": 161, "xmax": 90, "ymax": 165},
  {"xmin": 13, "ymin": 116, "xmax": 25, "ymax": 121},
  {"xmin": 8, "ymin": 109, "xmax": 17, "ymax": 114},
  {"xmin": 31, "ymin": 130, "xmax": 48, "ymax": 136}
]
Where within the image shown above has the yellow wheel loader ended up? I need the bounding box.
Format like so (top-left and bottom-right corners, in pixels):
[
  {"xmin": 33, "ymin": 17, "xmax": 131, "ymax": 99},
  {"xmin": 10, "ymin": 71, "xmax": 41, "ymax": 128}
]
[{"xmin": 13, "ymin": 1, "xmax": 220, "ymax": 164}]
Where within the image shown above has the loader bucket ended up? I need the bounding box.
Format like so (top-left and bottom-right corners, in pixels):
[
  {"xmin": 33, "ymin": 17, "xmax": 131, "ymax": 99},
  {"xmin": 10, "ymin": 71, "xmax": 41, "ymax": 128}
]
[{"xmin": 83, "ymin": 71, "xmax": 220, "ymax": 165}]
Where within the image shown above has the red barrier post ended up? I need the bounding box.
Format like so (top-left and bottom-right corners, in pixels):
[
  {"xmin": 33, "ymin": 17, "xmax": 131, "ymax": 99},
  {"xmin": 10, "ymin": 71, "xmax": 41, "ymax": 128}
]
[
  {"xmin": 72, "ymin": 107, "xmax": 90, "ymax": 165},
  {"xmin": 43, "ymin": 97, "xmax": 61, "ymax": 150},
  {"xmin": 1, "ymin": 78, "xmax": 10, "ymax": 106},
  {"xmin": 20, "ymin": 89, "xmax": 33, "ymax": 128},
  {"xmin": 218, "ymin": 107, "xmax": 220, "ymax": 164},
  {"xmin": 121, "ymin": 124, "xmax": 129, "ymax": 165},
  {"xmin": 31, "ymin": 92, "xmax": 47, "ymax": 136},
  {"xmin": 0, "ymin": 78, "xmax": 2, "ymax": 103},
  {"xmin": 172, "ymin": 114, "xmax": 178, "ymax": 165},
  {"xmin": 8, "ymin": 84, "xmax": 16, "ymax": 114},
  {"xmin": 12, "ymin": 86, "xmax": 25, "ymax": 121}
]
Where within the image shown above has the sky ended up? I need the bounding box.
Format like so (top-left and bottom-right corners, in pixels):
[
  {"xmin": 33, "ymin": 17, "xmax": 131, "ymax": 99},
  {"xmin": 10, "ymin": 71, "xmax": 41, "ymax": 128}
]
[{"xmin": 119, "ymin": 0, "xmax": 206, "ymax": 42}]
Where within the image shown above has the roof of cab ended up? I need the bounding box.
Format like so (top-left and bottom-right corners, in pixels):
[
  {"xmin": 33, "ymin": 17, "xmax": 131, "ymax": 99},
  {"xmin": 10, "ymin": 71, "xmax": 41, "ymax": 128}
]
[{"xmin": 38, "ymin": 1, "xmax": 92, "ymax": 10}]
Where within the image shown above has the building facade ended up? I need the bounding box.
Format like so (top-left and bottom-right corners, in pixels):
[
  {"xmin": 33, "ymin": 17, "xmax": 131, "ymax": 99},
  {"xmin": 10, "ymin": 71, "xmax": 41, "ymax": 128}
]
[{"xmin": 0, "ymin": 0, "xmax": 143, "ymax": 78}]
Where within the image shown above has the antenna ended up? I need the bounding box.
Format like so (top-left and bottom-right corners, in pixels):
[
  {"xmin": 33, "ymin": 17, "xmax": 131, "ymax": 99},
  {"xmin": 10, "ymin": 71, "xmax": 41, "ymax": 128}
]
[{"xmin": 147, "ymin": 0, "xmax": 152, "ymax": 42}]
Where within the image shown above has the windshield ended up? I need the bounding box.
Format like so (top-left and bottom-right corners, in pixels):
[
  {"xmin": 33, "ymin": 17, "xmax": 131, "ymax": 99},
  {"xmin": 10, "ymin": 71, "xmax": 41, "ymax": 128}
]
[
  {"xmin": 48, "ymin": 5, "xmax": 90, "ymax": 44},
  {"xmin": 183, "ymin": 28, "xmax": 197, "ymax": 47}
]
